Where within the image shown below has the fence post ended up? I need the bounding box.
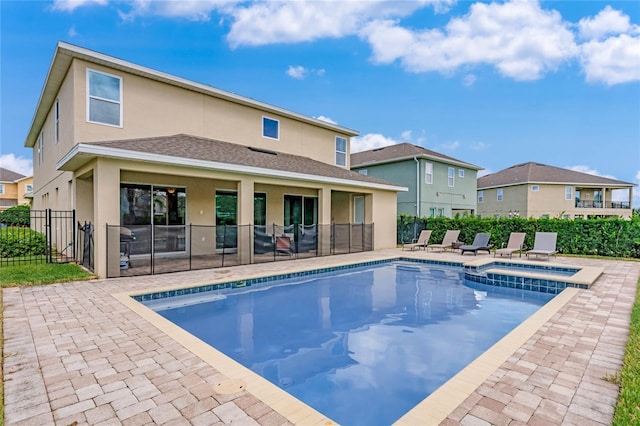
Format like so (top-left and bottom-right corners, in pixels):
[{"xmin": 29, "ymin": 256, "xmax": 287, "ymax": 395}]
[
  {"xmin": 72, "ymin": 210, "xmax": 76, "ymax": 263},
  {"xmin": 46, "ymin": 209, "xmax": 52, "ymax": 263}
]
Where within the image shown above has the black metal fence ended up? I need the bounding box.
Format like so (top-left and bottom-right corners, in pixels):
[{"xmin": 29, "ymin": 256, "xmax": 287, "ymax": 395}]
[
  {"xmin": 0, "ymin": 209, "xmax": 76, "ymax": 267},
  {"xmin": 107, "ymin": 223, "xmax": 374, "ymax": 278}
]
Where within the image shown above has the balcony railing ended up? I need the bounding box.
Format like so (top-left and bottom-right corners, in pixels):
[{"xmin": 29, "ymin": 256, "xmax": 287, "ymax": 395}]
[{"xmin": 575, "ymin": 201, "xmax": 631, "ymax": 209}]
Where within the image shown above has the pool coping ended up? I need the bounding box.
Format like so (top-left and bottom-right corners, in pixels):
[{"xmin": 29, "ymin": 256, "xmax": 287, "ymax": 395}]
[{"xmin": 112, "ymin": 255, "xmax": 585, "ymax": 425}]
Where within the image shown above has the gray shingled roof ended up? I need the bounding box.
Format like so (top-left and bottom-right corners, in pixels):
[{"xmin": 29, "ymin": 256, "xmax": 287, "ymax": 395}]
[
  {"xmin": 88, "ymin": 134, "xmax": 402, "ymax": 188},
  {"xmin": 478, "ymin": 162, "xmax": 634, "ymax": 189},
  {"xmin": 0, "ymin": 167, "xmax": 26, "ymax": 183},
  {"xmin": 350, "ymin": 143, "xmax": 482, "ymax": 170}
]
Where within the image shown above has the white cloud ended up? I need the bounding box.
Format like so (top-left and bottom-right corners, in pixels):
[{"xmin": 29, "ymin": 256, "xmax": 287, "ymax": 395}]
[
  {"xmin": 0, "ymin": 154, "xmax": 33, "ymax": 177},
  {"xmin": 286, "ymin": 65, "xmax": 308, "ymax": 79},
  {"xmin": 400, "ymin": 130, "xmax": 412, "ymax": 140},
  {"xmin": 566, "ymin": 165, "xmax": 617, "ymax": 180},
  {"xmin": 68, "ymin": 25, "xmax": 78, "ymax": 38},
  {"xmin": 226, "ymin": 1, "xmax": 450, "ymax": 48},
  {"xmin": 469, "ymin": 141, "xmax": 489, "ymax": 151},
  {"xmin": 362, "ymin": 0, "xmax": 578, "ymax": 81},
  {"xmin": 579, "ymin": 34, "xmax": 640, "ymax": 86},
  {"xmin": 315, "ymin": 115, "xmax": 337, "ymax": 124},
  {"xmin": 578, "ymin": 6, "xmax": 632, "ymax": 41},
  {"xmin": 351, "ymin": 133, "xmax": 401, "ymax": 153},
  {"xmin": 51, "ymin": 0, "xmax": 108, "ymax": 12},
  {"xmin": 462, "ymin": 74, "xmax": 477, "ymax": 87},
  {"xmin": 477, "ymin": 168, "xmax": 492, "ymax": 178}
]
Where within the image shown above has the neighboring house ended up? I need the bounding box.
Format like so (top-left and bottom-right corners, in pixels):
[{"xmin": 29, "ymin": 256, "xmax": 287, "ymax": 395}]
[
  {"xmin": 351, "ymin": 143, "xmax": 482, "ymax": 218},
  {"xmin": 25, "ymin": 42, "xmax": 405, "ymax": 278},
  {"xmin": 477, "ymin": 162, "xmax": 635, "ymax": 219},
  {"xmin": 0, "ymin": 167, "xmax": 33, "ymax": 211}
]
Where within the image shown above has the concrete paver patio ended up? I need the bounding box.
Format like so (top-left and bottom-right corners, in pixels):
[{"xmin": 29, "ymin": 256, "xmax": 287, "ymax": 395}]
[{"xmin": 3, "ymin": 249, "xmax": 639, "ymax": 425}]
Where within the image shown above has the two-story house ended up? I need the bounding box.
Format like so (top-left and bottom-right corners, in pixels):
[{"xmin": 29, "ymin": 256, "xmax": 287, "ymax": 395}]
[
  {"xmin": 351, "ymin": 143, "xmax": 482, "ymax": 218},
  {"xmin": 0, "ymin": 167, "xmax": 33, "ymax": 211},
  {"xmin": 477, "ymin": 162, "xmax": 635, "ymax": 219},
  {"xmin": 25, "ymin": 42, "xmax": 405, "ymax": 278}
]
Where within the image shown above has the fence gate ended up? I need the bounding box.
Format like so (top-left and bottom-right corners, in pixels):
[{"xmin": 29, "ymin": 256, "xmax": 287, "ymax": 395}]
[{"xmin": 0, "ymin": 209, "xmax": 76, "ymax": 267}]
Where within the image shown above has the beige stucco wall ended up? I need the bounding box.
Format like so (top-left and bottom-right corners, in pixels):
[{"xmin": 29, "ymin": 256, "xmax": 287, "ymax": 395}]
[
  {"xmin": 478, "ymin": 184, "xmax": 633, "ymax": 219},
  {"xmin": 70, "ymin": 60, "xmax": 351, "ymax": 168}
]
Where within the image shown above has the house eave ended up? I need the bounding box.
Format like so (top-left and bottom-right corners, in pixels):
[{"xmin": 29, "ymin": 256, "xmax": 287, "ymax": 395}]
[
  {"xmin": 58, "ymin": 144, "xmax": 408, "ymax": 193},
  {"xmin": 478, "ymin": 181, "xmax": 636, "ymax": 190}
]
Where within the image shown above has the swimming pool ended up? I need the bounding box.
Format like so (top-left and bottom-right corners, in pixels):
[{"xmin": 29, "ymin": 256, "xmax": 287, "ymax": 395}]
[{"xmin": 140, "ymin": 261, "xmax": 555, "ymax": 425}]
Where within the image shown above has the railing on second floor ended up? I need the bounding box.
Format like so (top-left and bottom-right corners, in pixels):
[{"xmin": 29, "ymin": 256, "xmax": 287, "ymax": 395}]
[{"xmin": 575, "ymin": 201, "xmax": 631, "ymax": 209}]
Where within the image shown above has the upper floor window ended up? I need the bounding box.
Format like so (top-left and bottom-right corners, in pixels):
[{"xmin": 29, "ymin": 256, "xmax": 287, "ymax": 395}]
[
  {"xmin": 497, "ymin": 188, "xmax": 504, "ymax": 202},
  {"xmin": 0, "ymin": 184, "xmax": 4, "ymax": 194},
  {"xmin": 358, "ymin": 169, "xmax": 368, "ymax": 176},
  {"xmin": 38, "ymin": 131, "xmax": 43, "ymax": 165},
  {"xmin": 531, "ymin": 185, "xmax": 539, "ymax": 191},
  {"xmin": 458, "ymin": 169, "xmax": 465, "ymax": 178},
  {"xmin": 25, "ymin": 184, "xmax": 33, "ymax": 193},
  {"xmin": 478, "ymin": 191, "xmax": 484, "ymax": 203},
  {"xmin": 448, "ymin": 167, "xmax": 455, "ymax": 187},
  {"xmin": 87, "ymin": 69, "xmax": 122, "ymax": 127},
  {"xmin": 425, "ymin": 162, "xmax": 433, "ymax": 184},
  {"xmin": 55, "ymin": 99, "xmax": 60, "ymax": 143},
  {"xmin": 262, "ymin": 116, "xmax": 279, "ymax": 140},
  {"xmin": 335, "ymin": 136, "xmax": 347, "ymax": 166},
  {"xmin": 565, "ymin": 186, "xmax": 573, "ymax": 200}
]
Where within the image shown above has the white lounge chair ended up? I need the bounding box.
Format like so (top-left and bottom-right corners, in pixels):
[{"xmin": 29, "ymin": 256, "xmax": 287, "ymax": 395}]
[
  {"xmin": 427, "ymin": 230, "xmax": 461, "ymax": 252},
  {"xmin": 526, "ymin": 232, "xmax": 558, "ymax": 260},
  {"xmin": 494, "ymin": 232, "xmax": 526, "ymax": 258},
  {"xmin": 402, "ymin": 230, "xmax": 432, "ymax": 251}
]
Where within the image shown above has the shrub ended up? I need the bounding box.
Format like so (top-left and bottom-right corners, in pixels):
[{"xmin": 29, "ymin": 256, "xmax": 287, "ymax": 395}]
[
  {"xmin": 398, "ymin": 214, "xmax": 640, "ymax": 258},
  {"xmin": 0, "ymin": 227, "xmax": 47, "ymax": 258},
  {"xmin": 0, "ymin": 205, "xmax": 31, "ymax": 227}
]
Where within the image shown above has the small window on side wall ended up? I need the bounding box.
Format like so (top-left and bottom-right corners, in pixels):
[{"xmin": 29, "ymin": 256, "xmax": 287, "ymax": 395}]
[
  {"xmin": 565, "ymin": 186, "xmax": 573, "ymax": 200},
  {"xmin": 425, "ymin": 163, "xmax": 433, "ymax": 184},
  {"xmin": 262, "ymin": 117, "xmax": 279, "ymax": 140},
  {"xmin": 335, "ymin": 136, "xmax": 347, "ymax": 166},
  {"xmin": 478, "ymin": 191, "xmax": 484, "ymax": 203},
  {"xmin": 0, "ymin": 184, "xmax": 4, "ymax": 194},
  {"xmin": 458, "ymin": 169, "xmax": 464, "ymax": 178},
  {"xmin": 25, "ymin": 184, "xmax": 33, "ymax": 193},
  {"xmin": 497, "ymin": 188, "xmax": 504, "ymax": 202},
  {"xmin": 531, "ymin": 185, "xmax": 540, "ymax": 191},
  {"xmin": 358, "ymin": 169, "xmax": 368, "ymax": 176}
]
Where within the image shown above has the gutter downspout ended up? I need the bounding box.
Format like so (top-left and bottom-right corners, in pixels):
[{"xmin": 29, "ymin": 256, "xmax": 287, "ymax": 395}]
[{"xmin": 414, "ymin": 157, "xmax": 420, "ymax": 218}]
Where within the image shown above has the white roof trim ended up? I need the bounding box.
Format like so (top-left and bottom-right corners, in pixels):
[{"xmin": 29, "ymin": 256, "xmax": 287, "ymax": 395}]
[
  {"xmin": 58, "ymin": 144, "xmax": 408, "ymax": 192},
  {"xmin": 478, "ymin": 181, "xmax": 635, "ymax": 190}
]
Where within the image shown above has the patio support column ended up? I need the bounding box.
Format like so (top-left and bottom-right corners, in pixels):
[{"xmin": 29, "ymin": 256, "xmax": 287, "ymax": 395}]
[
  {"xmin": 237, "ymin": 178, "xmax": 254, "ymax": 265},
  {"xmin": 318, "ymin": 187, "xmax": 332, "ymax": 256},
  {"xmin": 602, "ymin": 187, "xmax": 606, "ymax": 209},
  {"xmin": 93, "ymin": 159, "xmax": 121, "ymax": 279}
]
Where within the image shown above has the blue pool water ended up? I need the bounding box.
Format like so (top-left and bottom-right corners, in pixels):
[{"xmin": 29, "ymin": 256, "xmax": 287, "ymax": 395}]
[{"xmin": 150, "ymin": 262, "xmax": 554, "ymax": 425}]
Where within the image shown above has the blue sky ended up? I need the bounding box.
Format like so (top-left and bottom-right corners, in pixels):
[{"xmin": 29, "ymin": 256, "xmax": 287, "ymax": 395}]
[{"xmin": 1, "ymin": 0, "xmax": 639, "ymax": 204}]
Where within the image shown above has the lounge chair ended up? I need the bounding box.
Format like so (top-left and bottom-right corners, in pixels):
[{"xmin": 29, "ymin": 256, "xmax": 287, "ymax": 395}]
[
  {"xmin": 526, "ymin": 232, "xmax": 558, "ymax": 260},
  {"xmin": 460, "ymin": 233, "xmax": 493, "ymax": 256},
  {"xmin": 494, "ymin": 232, "xmax": 526, "ymax": 258},
  {"xmin": 276, "ymin": 235, "xmax": 293, "ymax": 256},
  {"xmin": 402, "ymin": 229, "xmax": 432, "ymax": 251},
  {"xmin": 427, "ymin": 230, "xmax": 460, "ymax": 252}
]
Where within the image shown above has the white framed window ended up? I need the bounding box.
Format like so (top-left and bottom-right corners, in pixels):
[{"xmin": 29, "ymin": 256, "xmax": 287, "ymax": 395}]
[
  {"xmin": 25, "ymin": 184, "xmax": 33, "ymax": 193},
  {"xmin": 448, "ymin": 167, "xmax": 455, "ymax": 187},
  {"xmin": 458, "ymin": 169, "xmax": 464, "ymax": 178},
  {"xmin": 425, "ymin": 162, "xmax": 433, "ymax": 184},
  {"xmin": 262, "ymin": 116, "xmax": 279, "ymax": 140},
  {"xmin": 531, "ymin": 185, "xmax": 539, "ymax": 191},
  {"xmin": 0, "ymin": 184, "xmax": 4, "ymax": 194},
  {"xmin": 429, "ymin": 207, "xmax": 436, "ymax": 218},
  {"xmin": 358, "ymin": 169, "xmax": 368, "ymax": 176},
  {"xmin": 497, "ymin": 188, "xmax": 504, "ymax": 202},
  {"xmin": 438, "ymin": 208, "xmax": 445, "ymax": 217},
  {"xmin": 335, "ymin": 136, "xmax": 347, "ymax": 166},
  {"xmin": 478, "ymin": 191, "xmax": 484, "ymax": 203},
  {"xmin": 38, "ymin": 131, "xmax": 43, "ymax": 165},
  {"xmin": 565, "ymin": 186, "xmax": 573, "ymax": 200},
  {"xmin": 55, "ymin": 99, "xmax": 60, "ymax": 144},
  {"xmin": 354, "ymin": 196, "xmax": 364, "ymax": 224},
  {"xmin": 87, "ymin": 69, "xmax": 122, "ymax": 127}
]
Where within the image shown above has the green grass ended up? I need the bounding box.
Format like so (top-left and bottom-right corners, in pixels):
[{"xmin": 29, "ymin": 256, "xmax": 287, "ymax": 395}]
[
  {"xmin": 0, "ymin": 263, "xmax": 95, "ymax": 287},
  {"xmin": 613, "ymin": 277, "xmax": 640, "ymax": 425}
]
